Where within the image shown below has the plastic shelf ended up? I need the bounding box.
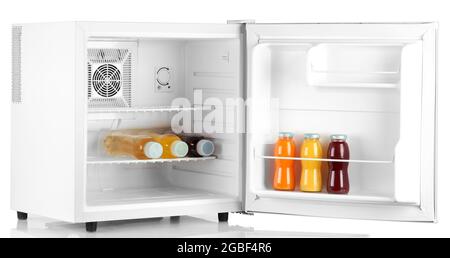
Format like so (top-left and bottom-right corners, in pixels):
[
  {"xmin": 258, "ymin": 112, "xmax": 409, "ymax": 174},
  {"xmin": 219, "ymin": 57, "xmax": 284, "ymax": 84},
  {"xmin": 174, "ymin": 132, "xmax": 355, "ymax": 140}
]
[{"xmin": 254, "ymin": 189, "xmax": 397, "ymax": 204}]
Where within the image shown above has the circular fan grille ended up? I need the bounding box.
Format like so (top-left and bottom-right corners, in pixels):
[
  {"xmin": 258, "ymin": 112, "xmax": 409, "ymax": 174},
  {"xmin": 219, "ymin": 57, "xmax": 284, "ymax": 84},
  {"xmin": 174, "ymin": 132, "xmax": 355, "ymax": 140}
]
[{"xmin": 92, "ymin": 64, "xmax": 121, "ymax": 97}]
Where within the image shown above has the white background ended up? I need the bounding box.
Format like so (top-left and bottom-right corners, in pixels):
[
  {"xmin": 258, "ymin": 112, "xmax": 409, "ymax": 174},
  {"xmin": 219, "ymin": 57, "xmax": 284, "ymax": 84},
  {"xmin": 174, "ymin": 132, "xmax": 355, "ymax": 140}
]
[{"xmin": 0, "ymin": 0, "xmax": 448, "ymax": 237}]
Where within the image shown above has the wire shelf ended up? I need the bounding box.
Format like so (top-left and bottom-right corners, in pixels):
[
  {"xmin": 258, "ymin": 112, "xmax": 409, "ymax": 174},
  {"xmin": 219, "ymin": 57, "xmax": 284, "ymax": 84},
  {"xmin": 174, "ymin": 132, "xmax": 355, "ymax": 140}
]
[
  {"xmin": 87, "ymin": 156, "xmax": 216, "ymax": 165},
  {"xmin": 88, "ymin": 105, "xmax": 207, "ymax": 114}
]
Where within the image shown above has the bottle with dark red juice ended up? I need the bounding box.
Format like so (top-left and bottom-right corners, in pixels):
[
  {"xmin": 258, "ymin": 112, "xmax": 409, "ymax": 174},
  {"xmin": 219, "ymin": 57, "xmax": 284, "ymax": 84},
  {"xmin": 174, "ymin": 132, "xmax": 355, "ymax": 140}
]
[
  {"xmin": 327, "ymin": 134, "xmax": 350, "ymax": 194},
  {"xmin": 179, "ymin": 135, "xmax": 215, "ymax": 157}
]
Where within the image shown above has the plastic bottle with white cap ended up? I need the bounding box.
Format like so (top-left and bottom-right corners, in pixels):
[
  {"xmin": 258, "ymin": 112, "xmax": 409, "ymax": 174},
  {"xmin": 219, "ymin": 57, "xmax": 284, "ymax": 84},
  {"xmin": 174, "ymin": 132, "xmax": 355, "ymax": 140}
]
[
  {"xmin": 158, "ymin": 134, "xmax": 189, "ymax": 159},
  {"xmin": 103, "ymin": 132, "xmax": 163, "ymax": 160},
  {"xmin": 179, "ymin": 135, "xmax": 215, "ymax": 157}
]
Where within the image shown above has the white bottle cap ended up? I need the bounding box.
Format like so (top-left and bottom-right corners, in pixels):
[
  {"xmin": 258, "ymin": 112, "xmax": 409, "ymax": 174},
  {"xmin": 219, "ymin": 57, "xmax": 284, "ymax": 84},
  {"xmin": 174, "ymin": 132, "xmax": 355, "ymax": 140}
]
[
  {"xmin": 143, "ymin": 142, "xmax": 163, "ymax": 159},
  {"xmin": 196, "ymin": 139, "xmax": 215, "ymax": 157},
  {"xmin": 330, "ymin": 134, "xmax": 347, "ymax": 141},
  {"xmin": 304, "ymin": 133, "xmax": 320, "ymax": 139},
  {"xmin": 171, "ymin": 140, "xmax": 189, "ymax": 158}
]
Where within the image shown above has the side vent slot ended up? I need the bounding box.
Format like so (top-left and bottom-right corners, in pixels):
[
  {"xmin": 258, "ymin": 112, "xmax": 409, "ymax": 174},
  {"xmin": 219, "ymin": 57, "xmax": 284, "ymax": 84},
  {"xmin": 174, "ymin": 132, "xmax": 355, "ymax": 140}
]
[{"xmin": 12, "ymin": 26, "xmax": 22, "ymax": 103}]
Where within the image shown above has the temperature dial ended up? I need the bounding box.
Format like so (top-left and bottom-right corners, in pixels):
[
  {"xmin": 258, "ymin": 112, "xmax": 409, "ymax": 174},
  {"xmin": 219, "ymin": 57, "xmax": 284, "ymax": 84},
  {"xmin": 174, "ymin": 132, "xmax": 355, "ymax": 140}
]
[{"xmin": 155, "ymin": 66, "xmax": 173, "ymax": 92}]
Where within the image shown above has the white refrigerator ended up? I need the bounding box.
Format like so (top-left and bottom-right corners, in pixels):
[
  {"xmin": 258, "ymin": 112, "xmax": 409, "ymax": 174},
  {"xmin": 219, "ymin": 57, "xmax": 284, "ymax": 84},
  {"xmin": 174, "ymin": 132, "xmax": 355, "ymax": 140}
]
[{"xmin": 11, "ymin": 21, "xmax": 437, "ymax": 232}]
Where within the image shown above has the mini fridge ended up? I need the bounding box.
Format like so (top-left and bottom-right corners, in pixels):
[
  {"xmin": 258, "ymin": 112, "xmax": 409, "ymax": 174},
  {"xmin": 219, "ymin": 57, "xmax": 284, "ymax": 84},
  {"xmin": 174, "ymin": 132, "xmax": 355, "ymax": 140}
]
[{"xmin": 11, "ymin": 21, "xmax": 437, "ymax": 232}]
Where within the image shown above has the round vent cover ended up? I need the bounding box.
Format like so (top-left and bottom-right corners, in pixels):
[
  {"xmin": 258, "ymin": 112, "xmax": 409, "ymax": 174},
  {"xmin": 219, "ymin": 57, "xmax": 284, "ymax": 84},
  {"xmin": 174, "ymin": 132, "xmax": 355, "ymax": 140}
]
[{"xmin": 92, "ymin": 64, "xmax": 121, "ymax": 97}]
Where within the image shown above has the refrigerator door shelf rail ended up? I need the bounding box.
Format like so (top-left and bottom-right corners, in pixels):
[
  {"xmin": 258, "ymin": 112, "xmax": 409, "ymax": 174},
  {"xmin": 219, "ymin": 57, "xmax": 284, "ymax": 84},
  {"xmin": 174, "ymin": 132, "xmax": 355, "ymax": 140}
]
[
  {"xmin": 309, "ymin": 82, "xmax": 398, "ymax": 89},
  {"xmin": 257, "ymin": 38, "xmax": 419, "ymax": 45},
  {"xmin": 254, "ymin": 189, "xmax": 398, "ymax": 204},
  {"xmin": 258, "ymin": 155, "xmax": 393, "ymax": 164}
]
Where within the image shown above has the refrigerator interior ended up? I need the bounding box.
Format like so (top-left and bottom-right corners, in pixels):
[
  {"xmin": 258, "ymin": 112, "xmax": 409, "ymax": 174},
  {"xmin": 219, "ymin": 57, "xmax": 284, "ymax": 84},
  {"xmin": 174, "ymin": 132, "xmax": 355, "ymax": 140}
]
[
  {"xmin": 86, "ymin": 37, "xmax": 243, "ymax": 209},
  {"xmin": 248, "ymin": 41, "xmax": 422, "ymax": 204}
]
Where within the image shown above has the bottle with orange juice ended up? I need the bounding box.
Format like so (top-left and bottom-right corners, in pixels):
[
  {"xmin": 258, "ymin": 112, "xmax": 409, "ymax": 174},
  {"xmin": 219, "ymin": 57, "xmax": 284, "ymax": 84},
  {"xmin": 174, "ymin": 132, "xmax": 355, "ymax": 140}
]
[
  {"xmin": 132, "ymin": 130, "xmax": 189, "ymax": 159},
  {"xmin": 300, "ymin": 133, "xmax": 323, "ymax": 192},
  {"xmin": 273, "ymin": 132, "xmax": 296, "ymax": 191},
  {"xmin": 157, "ymin": 133, "xmax": 189, "ymax": 159},
  {"xmin": 133, "ymin": 129, "xmax": 188, "ymax": 159},
  {"xmin": 103, "ymin": 129, "xmax": 189, "ymax": 159}
]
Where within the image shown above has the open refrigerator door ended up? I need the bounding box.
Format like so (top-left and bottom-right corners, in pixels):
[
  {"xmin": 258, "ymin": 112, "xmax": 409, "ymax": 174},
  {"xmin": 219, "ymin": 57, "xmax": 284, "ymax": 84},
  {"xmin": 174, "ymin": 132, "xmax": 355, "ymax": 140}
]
[{"xmin": 244, "ymin": 23, "xmax": 436, "ymax": 221}]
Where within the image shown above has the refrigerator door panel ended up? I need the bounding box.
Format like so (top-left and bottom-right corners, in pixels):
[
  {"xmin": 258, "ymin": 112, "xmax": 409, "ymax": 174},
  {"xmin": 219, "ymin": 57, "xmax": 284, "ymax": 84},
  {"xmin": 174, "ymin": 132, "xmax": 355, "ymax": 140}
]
[{"xmin": 244, "ymin": 23, "xmax": 436, "ymax": 221}]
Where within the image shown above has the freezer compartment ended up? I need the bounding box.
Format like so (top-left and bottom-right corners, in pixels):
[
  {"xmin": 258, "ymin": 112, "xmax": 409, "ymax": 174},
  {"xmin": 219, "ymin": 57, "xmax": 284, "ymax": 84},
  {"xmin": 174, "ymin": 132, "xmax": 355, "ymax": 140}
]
[{"xmin": 87, "ymin": 37, "xmax": 241, "ymax": 112}]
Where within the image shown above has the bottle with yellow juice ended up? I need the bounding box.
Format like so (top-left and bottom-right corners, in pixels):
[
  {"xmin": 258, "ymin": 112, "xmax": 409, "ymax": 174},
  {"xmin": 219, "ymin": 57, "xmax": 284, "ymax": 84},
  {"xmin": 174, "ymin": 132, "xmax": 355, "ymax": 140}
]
[{"xmin": 300, "ymin": 133, "xmax": 323, "ymax": 192}]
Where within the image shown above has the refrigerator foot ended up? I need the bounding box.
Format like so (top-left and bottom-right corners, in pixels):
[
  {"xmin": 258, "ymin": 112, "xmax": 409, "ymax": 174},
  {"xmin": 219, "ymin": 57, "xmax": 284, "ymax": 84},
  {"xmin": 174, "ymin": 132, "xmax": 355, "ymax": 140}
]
[
  {"xmin": 170, "ymin": 216, "xmax": 181, "ymax": 223},
  {"xmin": 85, "ymin": 222, "xmax": 98, "ymax": 233},
  {"xmin": 17, "ymin": 212, "xmax": 28, "ymax": 220},
  {"xmin": 218, "ymin": 212, "xmax": 229, "ymax": 222}
]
